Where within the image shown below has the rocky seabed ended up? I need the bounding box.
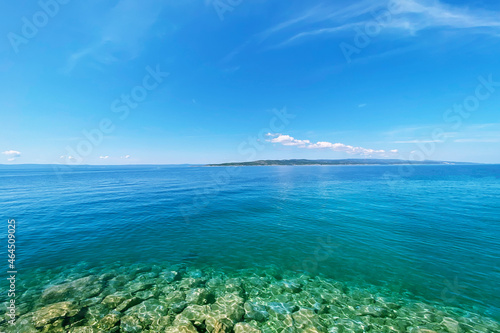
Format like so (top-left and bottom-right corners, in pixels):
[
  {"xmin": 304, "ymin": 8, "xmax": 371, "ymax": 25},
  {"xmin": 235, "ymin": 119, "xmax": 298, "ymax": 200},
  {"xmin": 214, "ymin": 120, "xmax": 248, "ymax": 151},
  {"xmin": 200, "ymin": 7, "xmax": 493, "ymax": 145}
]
[{"xmin": 1, "ymin": 262, "xmax": 499, "ymax": 333}]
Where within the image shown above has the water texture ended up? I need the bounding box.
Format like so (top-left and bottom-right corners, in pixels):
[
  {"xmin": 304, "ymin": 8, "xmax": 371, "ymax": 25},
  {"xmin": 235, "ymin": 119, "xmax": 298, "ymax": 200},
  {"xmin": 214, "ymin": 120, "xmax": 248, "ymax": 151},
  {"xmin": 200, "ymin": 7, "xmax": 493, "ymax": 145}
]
[{"xmin": 0, "ymin": 165, "xmax": 499, "ymax": 332}]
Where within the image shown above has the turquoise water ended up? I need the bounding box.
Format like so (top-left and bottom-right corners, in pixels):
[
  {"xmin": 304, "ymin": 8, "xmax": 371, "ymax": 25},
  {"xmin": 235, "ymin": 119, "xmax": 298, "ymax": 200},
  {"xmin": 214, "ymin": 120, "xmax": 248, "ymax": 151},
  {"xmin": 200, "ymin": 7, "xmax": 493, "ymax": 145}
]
[{"xmin": 1, "ymin": 165, "xmax": 499, "ymax": 332}]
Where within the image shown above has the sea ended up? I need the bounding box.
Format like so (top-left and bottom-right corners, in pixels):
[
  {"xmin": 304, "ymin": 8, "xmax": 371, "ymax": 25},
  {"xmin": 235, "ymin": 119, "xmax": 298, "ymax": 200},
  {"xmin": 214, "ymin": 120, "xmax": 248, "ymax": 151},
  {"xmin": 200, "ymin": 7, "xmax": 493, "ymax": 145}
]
[{"xmin": 0, "ymin": 164, "xmax": 499, "ymax": 332}]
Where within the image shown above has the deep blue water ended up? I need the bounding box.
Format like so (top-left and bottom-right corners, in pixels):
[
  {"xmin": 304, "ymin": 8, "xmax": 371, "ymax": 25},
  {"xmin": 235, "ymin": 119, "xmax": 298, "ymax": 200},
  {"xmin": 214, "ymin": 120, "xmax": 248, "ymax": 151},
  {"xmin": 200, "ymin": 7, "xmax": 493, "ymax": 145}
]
[{"xmin": 1, "ymin": 164, "xmax": 499, "ymax": 319}]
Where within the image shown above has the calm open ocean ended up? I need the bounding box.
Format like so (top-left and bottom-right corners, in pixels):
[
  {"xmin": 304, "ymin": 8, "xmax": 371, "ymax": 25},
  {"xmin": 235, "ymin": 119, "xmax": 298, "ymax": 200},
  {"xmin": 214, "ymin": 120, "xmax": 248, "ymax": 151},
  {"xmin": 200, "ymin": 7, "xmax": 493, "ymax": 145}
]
[{"xmin": 1, "ymin": 164, "xmax": 499, "ymax": 332}]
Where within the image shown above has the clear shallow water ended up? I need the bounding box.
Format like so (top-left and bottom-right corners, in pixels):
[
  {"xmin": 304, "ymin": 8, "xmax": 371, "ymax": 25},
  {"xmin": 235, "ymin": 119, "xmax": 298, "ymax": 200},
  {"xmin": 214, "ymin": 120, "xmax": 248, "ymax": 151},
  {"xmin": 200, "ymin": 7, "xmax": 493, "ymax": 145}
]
[{"xmin": 1, "ymin": 164, "xmax": 499, "ymax": 331}]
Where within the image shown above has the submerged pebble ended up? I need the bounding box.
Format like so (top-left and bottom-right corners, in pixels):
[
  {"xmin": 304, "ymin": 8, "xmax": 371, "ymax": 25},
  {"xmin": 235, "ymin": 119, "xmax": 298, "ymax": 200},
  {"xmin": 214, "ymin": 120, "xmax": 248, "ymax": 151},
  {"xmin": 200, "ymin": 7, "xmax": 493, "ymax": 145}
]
[{"xmin": 2, "ymin": 262, "xmax": 499, "ymax": 332}]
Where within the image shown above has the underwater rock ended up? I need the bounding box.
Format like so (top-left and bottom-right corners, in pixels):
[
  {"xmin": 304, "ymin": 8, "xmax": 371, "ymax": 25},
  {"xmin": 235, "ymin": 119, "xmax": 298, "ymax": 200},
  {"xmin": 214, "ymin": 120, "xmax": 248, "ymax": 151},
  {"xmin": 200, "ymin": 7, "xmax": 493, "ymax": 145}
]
[
  {"xmin": 179, "ymin": 278, "xmax": 203, "ymax": 290},
  {"xmin": 205, "ymin": 316, "xmax": 233, "ymax": 333},
  {"xmin": 207, "ymin": 278, "xmax": 224, "ymax": 289},
  {"xmin": 138, "ymin": 271, "xmax": 159, "ymax": 280},
  {"xmin": 244, "ymin": 302, "xmax": 269, "ymax": 322},
  {"xmin": 32, "ymin": 301, "xmax": 79, "ymax": 328},
  {"xmin": 355, "ymin": 305, "xmax": 389, "ymax": 318},
  {"xmin": 165, "ymin": 290, "xmax": 188, "ymax": 313},
  {"xmin": 126, "ymin": 298, "xmax": 169, "ymax": 329},
  {"xmin": 334, "ymin": 318, "xmax": 366, "ymax": 333},
  {"xmin": 361, "ymin": 297, "xmax": 376, "ymax": 305},
  {"xmin": 40, "ymin": 318, "xmax": 65, "ymax": 333},
  {"xmin": 79, "ymin": 296, "xmax": 103, "ymax": 308},
  {"xmin": 234, "ymin": 322, "xmax": 262, "ymax": 333},
  {"xmin": 180, "ymin": 304, "xmax": 210, "ymax": 324},
  {"xmin": 319, "ymin": 292, "xmax": 342, "ymax": 305},
  {"xmin": 173, "ymin": 314, "xmax": 192, "ymax": 326},
  {"xmin": 210, "ymin": 293, "xmax": 245, "ymax": 323},
  {"xmin": 376, "ymin": 297, "xmax": 402, "ymax": 310},
  {"xmin": 135, "ymin": 289, "xmax": 156, "ymax": 300},
  {"xmin": 410, "ymin": 329, "xmax": 438, "ymax": 333},
  {"xmin": 108, "ymin": 275, "xmax": 130, "ymax": 289},
  {"xmin": 84, "ymin": 304, "xmax": 109, "ymax": 326},
  {"xmin": 127, "ymin": 281, "xmax": 154, "ymax": 293},
  {"xmin": 120, "ymin": 314, "xmax": 143, "ymax": 332},
  {"xmin": 267, "ymin": 302, "xmax": 298, "ymax": 316},
  {"xmin": 165, "ymin": 321, "xmax": 199, "ymax": 333},
  {"xmin": 96, "ymin": 311, "xmax": 121, "ymax": 330},
  {"xmin": 295, "ymin": 293, "xmax": 323, "ymax": 313},
  {"xmin": 171, "ymin": 301, "xmax": 188, "ymax": 314},
  {"xmin": 392, "ymin": 319, "xmax": 411, "ymax": 332},
  {"xmin": 441, "ymin": 317, "xmax": 461, "ymax": 333},
  {"xmin": 244, "ymin": 277, "xmax": 269, "ymax": 294},
  {"xmin": 292, "ymin": 308, "xmax": 326, "ymax": 332},
  {"xmin": 100, "ymin": 273, "xmax": 115, "ymax": 281},
  {"xmin": 282, "ymin": 281, "xmax": 302, "ymax": 294},
  {"xmin": 101, "ymin": 295, "xmax": 126, "ymax": 309},
  {"xmin": 162, "ymin": 284, "xmax": 177, "ymax": 296},
  {"xmin": 160, "ymin": 270, "xmax": 182, "ymax": 283},
  {"xmin": 186, "ymin": 288, "xmax": 210, "ymax": 305},
  {"xmin": 165, "ymin": 291, "xmax": 186, "ymax": 304},
  {"xmin": 225, "ymin": 278, "xmax": 244, "ymax": 294},
  {"xmin": 186, "ymin": 269, "xmax": 204, "ymax": 279},
  {"xmin": 262, "ymin": 314, "xmax": 295, "ymax": 333},
  {"xmin": 41, "ymin": 276, "xmax": 102, "ymax": 303},
  {"xmin": 116, "ymin": 297, "xmax": 143, "ymax": 312},
  {"xmin": 68, "ymin": 326, "xmax": 97, "ymax": 333}
]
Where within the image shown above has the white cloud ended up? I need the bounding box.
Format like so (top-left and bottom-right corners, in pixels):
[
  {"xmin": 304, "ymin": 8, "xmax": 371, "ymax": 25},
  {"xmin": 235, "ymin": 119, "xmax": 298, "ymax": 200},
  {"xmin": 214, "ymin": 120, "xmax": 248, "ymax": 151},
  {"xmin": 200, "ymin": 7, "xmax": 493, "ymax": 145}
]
[
  {"xmin": 267, "ymin": 133, "xmax": 396, "ymax": 156},
  {"xmin": 99, "ymin": 156, "xmax": 109, "ymax": 159},
  {"xmin": 2, "ymin": 150, "xmax": 21, "ymax": 157},
  {"xmin": 268, "ymin": 134, "xmax": 311, "ymax": 147},
  {"xmin": 2, "ymin": 150, "xmax": 21, "ymax": 161},
  {"xmin": 121, "ymin": 155, "xmax": 131, "ymax": 159}
]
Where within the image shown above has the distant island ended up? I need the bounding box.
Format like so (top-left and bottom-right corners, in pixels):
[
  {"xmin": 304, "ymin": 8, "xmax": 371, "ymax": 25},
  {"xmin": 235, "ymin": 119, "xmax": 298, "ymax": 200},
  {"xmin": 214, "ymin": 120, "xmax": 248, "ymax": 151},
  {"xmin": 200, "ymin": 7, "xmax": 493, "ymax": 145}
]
[{"xmin": 206, "ymin": 159, "xmax": 474, "ymax": 167}]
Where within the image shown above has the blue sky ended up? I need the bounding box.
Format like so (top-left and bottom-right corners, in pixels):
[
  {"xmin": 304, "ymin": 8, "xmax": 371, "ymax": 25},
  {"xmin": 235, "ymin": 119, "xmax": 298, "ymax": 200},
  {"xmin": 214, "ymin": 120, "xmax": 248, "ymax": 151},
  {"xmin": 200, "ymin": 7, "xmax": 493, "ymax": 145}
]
[{"xmin": 1, "ymin": 0, "xmax": 500, "ymax": 164}]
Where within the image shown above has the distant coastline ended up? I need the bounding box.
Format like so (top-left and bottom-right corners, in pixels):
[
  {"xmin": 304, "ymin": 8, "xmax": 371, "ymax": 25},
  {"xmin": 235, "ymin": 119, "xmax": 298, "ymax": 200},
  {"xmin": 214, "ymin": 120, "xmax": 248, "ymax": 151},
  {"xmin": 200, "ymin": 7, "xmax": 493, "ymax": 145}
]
[{"xmin": 206, "ymin": 159, "xmax": 478, "ymax": 167}]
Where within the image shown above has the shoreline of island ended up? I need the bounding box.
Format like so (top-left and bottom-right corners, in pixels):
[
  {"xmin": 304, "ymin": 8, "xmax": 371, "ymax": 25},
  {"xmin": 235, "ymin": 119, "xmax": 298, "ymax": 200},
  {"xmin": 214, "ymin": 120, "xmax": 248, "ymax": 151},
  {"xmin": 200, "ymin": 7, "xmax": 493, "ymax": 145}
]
[{"xmin": 204, "ymin": 159, "xmax": 479, "ymax": 167}]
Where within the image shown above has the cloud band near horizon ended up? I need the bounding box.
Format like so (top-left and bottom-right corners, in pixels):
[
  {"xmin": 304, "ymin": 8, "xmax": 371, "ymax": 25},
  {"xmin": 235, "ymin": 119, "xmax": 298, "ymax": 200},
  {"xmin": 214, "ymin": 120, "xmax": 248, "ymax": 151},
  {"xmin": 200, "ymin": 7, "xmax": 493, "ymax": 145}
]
[{"xmin": 267, "ymin": 133, "xmax": 398, "ymax": 156}]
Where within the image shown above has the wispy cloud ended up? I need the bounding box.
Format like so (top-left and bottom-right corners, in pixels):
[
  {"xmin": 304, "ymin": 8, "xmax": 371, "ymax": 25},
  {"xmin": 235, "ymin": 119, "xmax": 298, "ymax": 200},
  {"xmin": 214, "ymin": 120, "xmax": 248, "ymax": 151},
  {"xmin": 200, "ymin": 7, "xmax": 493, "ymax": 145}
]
[
  {"xmin": 454, "ymin": 138, "xmax": 500, "ymax": 143},
  {"xmin": 2, "ymin": 150, "xmax": 21, "ymax": 161},
  {"xmin": 393, "ymin": 139, "xmax": 444, "ymax": 144},
  {"xmin": 222, "ymin": 1, "xmax": 378, "ymax": 62},
  {"xmin": 267, "ymin": 133, "xmax": 397, "ymax": 156},
  {"xmin": 99, "ymin": 156, "xmax": 109, "ymax": 159},
  {"xmin": 262, "ymin": 0, "xmax": 500, "ymax": 49}
]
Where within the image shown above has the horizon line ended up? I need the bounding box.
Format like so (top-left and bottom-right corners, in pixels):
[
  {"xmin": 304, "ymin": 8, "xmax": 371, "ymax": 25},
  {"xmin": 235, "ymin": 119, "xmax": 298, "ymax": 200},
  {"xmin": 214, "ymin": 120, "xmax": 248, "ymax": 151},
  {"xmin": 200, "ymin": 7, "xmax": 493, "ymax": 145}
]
[{"xmin": 0, "ymin": 158, "xmax": 493, "ymax": 166}]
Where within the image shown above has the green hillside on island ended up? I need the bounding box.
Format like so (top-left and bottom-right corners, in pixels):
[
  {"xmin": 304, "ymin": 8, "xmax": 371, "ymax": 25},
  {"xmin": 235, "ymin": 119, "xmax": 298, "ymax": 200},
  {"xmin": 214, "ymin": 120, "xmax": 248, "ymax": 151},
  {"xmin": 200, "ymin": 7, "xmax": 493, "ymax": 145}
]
[{"xmin": 207, "ymin": 159, "xmax": 472, "ymax": 166}]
